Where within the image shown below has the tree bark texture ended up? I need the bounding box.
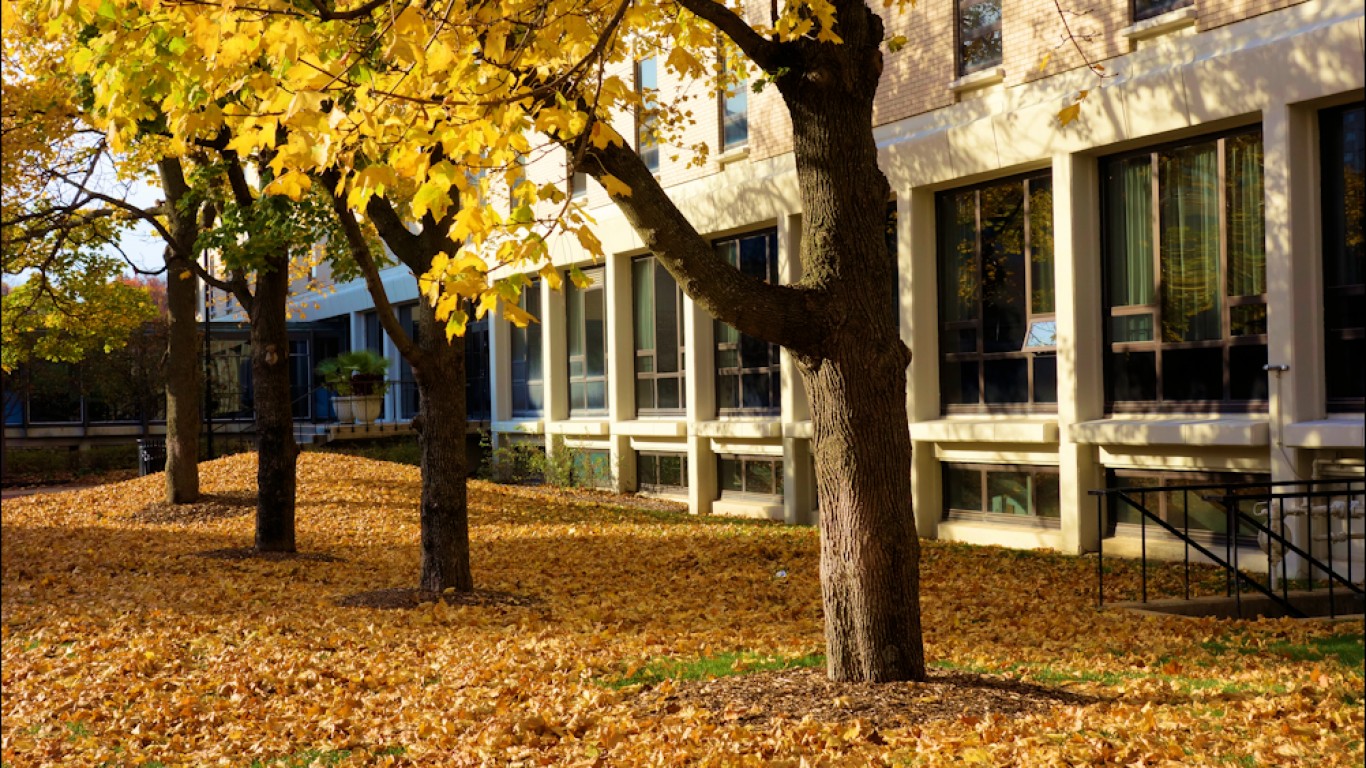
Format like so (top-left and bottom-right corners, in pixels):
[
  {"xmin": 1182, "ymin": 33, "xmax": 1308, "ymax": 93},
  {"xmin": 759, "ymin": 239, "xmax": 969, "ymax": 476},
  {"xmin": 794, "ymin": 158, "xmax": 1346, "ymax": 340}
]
[
  {"xmin": 249, "ymin": 258, "xmax": 297, "ymax": 552},
  {"xmin": 411, "ymin": 298, "xmax": 473, "ymax": 592},
  {"xmin": 158, "ymin": 159, "xmax": 201, "ymax": 504},
  {"xmin": 584, "ymin": 0, "xmax": 925, "ymax": 682}
]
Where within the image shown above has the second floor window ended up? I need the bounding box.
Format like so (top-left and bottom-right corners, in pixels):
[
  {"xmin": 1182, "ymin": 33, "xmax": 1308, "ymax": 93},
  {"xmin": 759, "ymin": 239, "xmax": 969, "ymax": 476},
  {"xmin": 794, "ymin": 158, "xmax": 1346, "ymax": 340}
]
[
  {"xmin": 1102, "ymin": 127, "xmax": 1268, "ymax": 410},
  {"xmin": 720, "ymin": 53, "xmax": 748, "ymax": 151},
  {"xmin": 1133, "ymin": 0, "xmax": 1193, "ymax": 23},
  {"xmin": 636, "ymin": 57, "xmax": 660, "ymax": 174},
  {"xmin": 715, "ymin": 229, "xmax": 780, "ymax": 415},
  {"xmin": 937, "ymin": 173, "xmax": 1056, "ymax": 411},
  {"xmin": 958, "ymin": 0, "xmax": 1002, "ymax": 76},
  {"xmin": 567, "ymin": 267, "xmax": 607, "ymax": 414},
  {"xmin": 510, "ymin": 282, "xmax": 543, "ymax": 417},
  {"xmin": 633, "ymin": 256, "xmax": 685, "ymax": 415}
]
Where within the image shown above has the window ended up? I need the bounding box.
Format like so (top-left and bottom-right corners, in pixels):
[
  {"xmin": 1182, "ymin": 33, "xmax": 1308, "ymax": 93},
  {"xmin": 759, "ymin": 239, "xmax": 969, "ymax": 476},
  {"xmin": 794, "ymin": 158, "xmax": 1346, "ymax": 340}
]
[
  {"xmin": 570, "ymin": 170, "xmax": 588, "ymax": 201},
  {"xmin": 1321, "ymin": 103, "xmax": 1365, "ymax": 412},
  {"xmin": 938, "ymin": 173, "xmax": 1057, "ymax": 411},
  {"xmin": 720, "ymin": 52, "xmax": 748, "ymax": 151},
  {"xmin": 398, "ymin": 304, "xmax": 420, "ymax": 419},
  {"xmin": 1102, "ymin": 128, "xmax": 1268, "ymax": 410},
  {"xmin": 1133, "ymin": 0, "xmax": 1192, "ymax": 23},
  {"xmin": 718, "ymin": 455, "xmax": 783, "ymax": 499},
  {"xmin": 636, "ymin": 57, "xmax": 660, "ymax": 174},
  {"xmin": 957, "ymin": 0, "xmax": 1002, "ymax": 76},
  {"xmin": 1107, "ymin": 469, "xmax": 1262, "ymax": 545},
  {"xmin": 943, "ymin": 463, "xmax": 1060, "ymax": 528},
  {"xmin": 638, "ymin": 452, "xmax": 688, "ymax": 493},
  {"xmin": 633, "ymin": 256, "xmax": 686, "ymax": 414},
  {"xmin": 715, "ymin": 230, "xmax": 780, "ymax": 415},
  {"xmin": 510, "ymin": 282, "xmax": 543, "ymax": 417},
  {"xmin": 466, "ymin": 315, "xmax": 491, "ymax": 421},
  {"xmin": 571, "ymin": 449, "xmax": 612, "ymax": 488},
  {"xmin": 566, "ymin": 267, "xmax": 607, "ymax": 414}
]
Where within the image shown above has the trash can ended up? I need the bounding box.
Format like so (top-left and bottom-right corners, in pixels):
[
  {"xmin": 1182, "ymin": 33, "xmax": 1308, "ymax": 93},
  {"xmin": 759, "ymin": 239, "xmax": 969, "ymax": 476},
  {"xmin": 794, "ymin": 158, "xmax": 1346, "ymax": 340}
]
[{"xmin": 137, "ymin": 438, "xmax": 166, "ymax": 476}]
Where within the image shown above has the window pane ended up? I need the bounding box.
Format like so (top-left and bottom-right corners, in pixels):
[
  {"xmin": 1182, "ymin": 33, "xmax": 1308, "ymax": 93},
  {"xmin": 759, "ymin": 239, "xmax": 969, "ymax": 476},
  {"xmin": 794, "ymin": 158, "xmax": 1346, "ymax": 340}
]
[
  {"xmin": 1135, "ymin": 0, "xmax": 1193, "ymax": 22},
  {"xmin": 1107, "ymin": 158, "xmax": 1155, "ymax": 307},
  {"xmin": 1326, "ymin": 335, "xmax": 1365, "ymax": 403},
  {"xmin": 1225, "ymin": 133, "xmax": 1266, "ymax": 297},
  {"xmin": 1035, "ymin": 473, "xmax": 1061, "ymax": 519},
  {"xmin": 634, "ymin": 258, "xmax": 654, "ymax": 353},
  {"xmin": 739, "ymin": 333, "xmax": 769, "ymax": 369},
  {"xmin": 1322, "ymin": 104, "xmax": 1365, "ymax": 410},
  {"xmin": 636, "ymin": 377, "xmax": 655, "ymax": 411},
  {"xmin": 1229, "ymin": 344, "xmax": 1269, "ymax": 402},
  {"xmin": 941, "ymin": 359, "xmax": 979, "ymax": 405},
  {"xmin": 1030, "ymin": 178, "xmax": 1056, "ymax": 314},
  {"xmin": 1160, "ymin": 347, "xmax": 1223, "ymax": 401},
  {"xmin": 745, "ymin": 460, "xmax": 777, "ymax": 495},
  {"xmin": 939, "ymin": 190, "xmax": 979, "ymax": 323},
  {"xmin": 655, "ymin": 265, "xmax": 680, "ymax": 373},
  {"xmin": 741, "ymin": 372, "xmax": 772, "ymax": 409},
  {"xmin": 982, "ymin": 358, "xmax": 1028, "ymax": 404},
  {"xmin": 639, "ymin": 454, "xmax": 657, "ymax": 486},
  {"xmin": 987, "ymin": 471, "xmax": 1031, "ymax": 516},
  {"xmin": 980, "ymin": 181, "xmax": 1027, "ymax": 353},
  {"xmin": 585, "ymin": 287, "xmax": 606, "ymax": 377},
  {"xmin": 659, "ymin": 455, "xmax": 684, "ymax": 487},
  {"xmin": 1108, "ymin": 350, "xmax": 1157, "ymax": 402},
  {"xmin": 717, "ymin": 373, "xmax": 739, "ymax": 410},
  {"xmin": 1033, "ymin": 354, "xmax": 1058, "ymax": 404},
  {"xmin": 657, "ymin": 377, "xmax": 681, "ymax": 410},
  {"xmin": 958, "ymin": 0, "xmax": 1002, "ymax": 75},
  {"xmin": 586, "ymin": 381, "xmax": 606, "ymax": 411},
  {"xmin": 1110, "ymin": 313, "xmax": 1155, "ymax": 343},
  {"xmin": 719, "ymin": 457, "xmax": 743, "ymax": 493},
  {"xmin": 567, "ymin": 281, "xmax": 584, "ymax": 357},
  {"xmin": 1229, "ymin": 304, "xmax": 1267, "ymax": 337},
  {"xmin": 1159, "ymin": 143, "xmax": 1222, "ymax": 342},
  {"xmin": 946, "ymin": 466, "xmax": 982, "ymax": 512}
]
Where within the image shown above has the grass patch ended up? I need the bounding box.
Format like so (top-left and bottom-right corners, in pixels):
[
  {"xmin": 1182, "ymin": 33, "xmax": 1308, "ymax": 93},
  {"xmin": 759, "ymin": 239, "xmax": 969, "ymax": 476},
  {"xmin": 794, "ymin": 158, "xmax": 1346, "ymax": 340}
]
[
  {"xmin": 1202, "ymin": 633, "xmax": 1363, "ymax": 670},
  {"xmin": 605, "ymin": 651, "xmax": 825, "ymax": 689},
  {"xmin": 246, "ymin": 748, "xmax": 352, "ymax": 768}
]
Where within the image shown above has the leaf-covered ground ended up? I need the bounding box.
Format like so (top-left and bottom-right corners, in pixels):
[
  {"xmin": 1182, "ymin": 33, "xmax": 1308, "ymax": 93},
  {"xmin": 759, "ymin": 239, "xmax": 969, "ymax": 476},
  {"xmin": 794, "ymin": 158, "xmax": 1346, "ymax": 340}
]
[{"xmin": 2, "ymin": 453, "xmax": 1361, "ymax": 767}]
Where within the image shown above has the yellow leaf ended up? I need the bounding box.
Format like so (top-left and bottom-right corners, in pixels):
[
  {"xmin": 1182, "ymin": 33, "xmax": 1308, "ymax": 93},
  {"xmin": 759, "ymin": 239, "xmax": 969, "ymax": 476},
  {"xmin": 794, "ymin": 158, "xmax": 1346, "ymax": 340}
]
[
  {"xmin": 1057, "ymin": 103, "xmax": 1082, "ymax": 127},
  {"xmin": 887, "ymin": 35, "xmax": 908, "ymax": 53},
  {"xmin": 261, "ymin": 171, "xmax": 312, "ymax": 201}
]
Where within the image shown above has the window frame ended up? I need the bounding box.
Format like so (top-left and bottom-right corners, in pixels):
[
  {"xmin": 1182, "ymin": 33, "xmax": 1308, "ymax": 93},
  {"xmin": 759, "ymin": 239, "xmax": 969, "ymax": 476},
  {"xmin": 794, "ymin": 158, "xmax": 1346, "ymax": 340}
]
[
  {"xmin": 1100, "ymin": 125, "xmax": 1269, "ymax": 413},
  {"xmin": 1106, "ymin": 468, "xmax": 1263, "ymax": 547},
  {"xmin": 717, "ymin": 454, "xmax": 784, "ymax": 500},
  {"xmin": 942, "ymin": 463, "xmax": 1062, "ymax": 529},
  {"xmin": 566, "ymin": 266, "xmax": 608, "ymax": 416},
  {"xmin": 510, "ymin": 281, "xmax": 544, "ymax": 418},
  {"xmin": 714, "ymin": 229, "xmax": 781, "ymax": 417},
  {"xmin": 936, "ymin": 171, "xmax": 1058, "ymax": 414},
  {"xmin": 637, "ymin": 451, "xmax": 689, "ymax": 493},
  {"xmin": 633, "ymin": 255, "xmax": 686, "ymax": 417}
]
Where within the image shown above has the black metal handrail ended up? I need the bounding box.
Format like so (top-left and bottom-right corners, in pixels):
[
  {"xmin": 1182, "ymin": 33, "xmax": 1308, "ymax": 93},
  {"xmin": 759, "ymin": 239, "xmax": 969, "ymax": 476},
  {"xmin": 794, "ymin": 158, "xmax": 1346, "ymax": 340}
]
[{"xmin": 1092, "ymin": 478, "xmax": 1364, "ymax": 619}]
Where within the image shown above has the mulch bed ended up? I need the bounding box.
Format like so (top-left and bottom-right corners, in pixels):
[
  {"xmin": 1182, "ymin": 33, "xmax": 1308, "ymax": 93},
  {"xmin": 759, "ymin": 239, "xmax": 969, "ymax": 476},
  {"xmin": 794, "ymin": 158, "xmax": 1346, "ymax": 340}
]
[
  {"xmin": 336, "ymin": 587, "xmax": 539, "ymax": 610},
  {"xmin": 639, "ymin": 667, "xmax": 1098, "ymax": 730}
]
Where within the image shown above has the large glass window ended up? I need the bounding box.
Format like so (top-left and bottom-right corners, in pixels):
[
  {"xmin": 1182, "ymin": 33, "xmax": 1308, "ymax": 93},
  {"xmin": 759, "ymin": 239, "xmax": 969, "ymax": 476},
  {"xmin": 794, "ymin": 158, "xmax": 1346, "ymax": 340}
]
[
  {"xmin": 465, "ymin": 315, "xmax": 491, "ymax": 421},
  {"xmin": 718, "ymin": 454, "xmax": 783, "ymax": 499},
  {"xmin": 938, "ymin": 173, "xmax": 1056, "ymax": 411},
  {"xmin": 638, "ymin": 452, "xmax": 688, "ymax": 493},
  {"xmin": 944, "ymin": 463, "xmax": 1061, "ymax": 528},
  {"xmin": 633, "ymin": 256, "xmax": 685, "ymax": 414},
  {"xmin": 1103, "ymin": 128, "xmax": 1268, "ymax": 410},
  {"xmin": 1107, "ymin": 469, "xmax": 1262, "ymax": 545},
  {"xmin": 1133, "ymin": 0, "xmax": 1192, "ymax": 23},
  {"xmin": 510, "ymin": 282, "xmax": 544, "ymax": 417},
  {"xmin": 720, "ymin": 53, "xmax": 748, "ymax": 151},
  {"xmin": 636, "ymin": 57, "xmax": 660, "ymax": 174},
  {"xmin": 567, "ymin": 267, "xmax": 607, "ymax": 414},
  {"xmin": 715, "ymin": 230, "xmax": 780, "ymax": 415},
  {"xmin": 1321, "ymin": 103, "xmax": 1365, "ymax": 412},
  {"xmin": 957, "ymin": 0, "xmax": 1002, "ymax": 76}
]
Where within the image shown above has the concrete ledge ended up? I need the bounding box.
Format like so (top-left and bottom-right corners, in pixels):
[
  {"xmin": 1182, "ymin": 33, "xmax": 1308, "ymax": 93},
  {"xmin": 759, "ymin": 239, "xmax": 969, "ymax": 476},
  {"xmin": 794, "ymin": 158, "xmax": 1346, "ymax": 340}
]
[
  {"xmin": 694, "ymin": 420, "xmax": 783, "ymax": 439},
  {"xmin": 492, "ymin": 419, "xmax": 544, "ymax": 435},
  {"xmin": 1071, "ymin": 417, "xmax": 1269, "ymax": 447},
  {"xmin": 1121, "ymin": 6, "xmax": 1198, "ymax": 42},
  {"xmin": 948, "ymin": 67, "xmax": 1005, "ymax": 94},
  {"xmin": 613, "ymin": 419, "xmax": 688, "ymax": 437},
  {"xmin": 325, "ymin": 421, "xmax": 412, "ymax": 441},
  {"xmin": 911, "ymin": 418, "xmax": 1059, "ymax": 444},
  {"xmin": 782, "ymin": 421, "xmax": 813, "ymax": 440},
  {"xmin": 1285, "ymin": 417, "xmax": 1366, "ymax": 449},
  {"xmin": 712, "ymin": 499, "xmax": 784, "ymax": 522},
  {"xmin": 937, "ymin": 520, "xmax": 1064, "ymax": 551},
  {"xmin": 546, "ymin": 420, "xmax": 611, "ymax": 436}
]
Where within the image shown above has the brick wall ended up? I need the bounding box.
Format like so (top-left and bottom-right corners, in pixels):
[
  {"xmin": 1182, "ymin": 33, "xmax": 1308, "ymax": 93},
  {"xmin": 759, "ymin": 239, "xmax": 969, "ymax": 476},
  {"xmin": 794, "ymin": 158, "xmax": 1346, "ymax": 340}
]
[{"xmin": 1198, "ymin": 0, "xmax": 1310, "ymax": 32}]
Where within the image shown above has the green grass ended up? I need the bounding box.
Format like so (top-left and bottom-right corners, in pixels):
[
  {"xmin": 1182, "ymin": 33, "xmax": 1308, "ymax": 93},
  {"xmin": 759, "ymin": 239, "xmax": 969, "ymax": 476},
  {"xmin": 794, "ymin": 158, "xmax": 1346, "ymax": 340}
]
[
  {"xmin": 246, "ymin": 748, "xmax": 352, "ymax": 768},
  {"xmin": 604, "ymin": 651, "xmax": 826, "ymax": 689},
  {"xmin": 1202, "ymin": 633, "xmax": 1363, "ymax": 670}
]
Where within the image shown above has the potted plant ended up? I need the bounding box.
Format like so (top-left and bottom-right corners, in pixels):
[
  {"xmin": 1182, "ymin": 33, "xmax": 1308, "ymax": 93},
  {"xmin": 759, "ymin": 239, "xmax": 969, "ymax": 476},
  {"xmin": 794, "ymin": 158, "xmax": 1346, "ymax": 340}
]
[
  {"xmin": 338, "ymin": 349, "xmax": 390, "ymax": 425},
  {"xmin": 316, "ymin": 356, "xmax": 357, "ymax": 424}
]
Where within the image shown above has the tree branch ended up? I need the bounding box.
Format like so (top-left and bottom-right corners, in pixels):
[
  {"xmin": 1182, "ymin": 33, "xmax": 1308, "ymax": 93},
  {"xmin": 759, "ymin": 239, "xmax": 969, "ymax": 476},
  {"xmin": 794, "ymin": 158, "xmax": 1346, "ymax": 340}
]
[{"xmin": 675, "ymin": 0, "xmax": 787, "ymax": 72}]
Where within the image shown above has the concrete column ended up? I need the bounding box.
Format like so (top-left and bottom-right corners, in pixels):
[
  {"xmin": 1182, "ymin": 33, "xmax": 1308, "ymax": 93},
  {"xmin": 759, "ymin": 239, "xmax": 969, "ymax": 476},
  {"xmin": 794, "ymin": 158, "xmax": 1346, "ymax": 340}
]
[
  {"xmin": 1054, "ymin": 152, "xmax": 1105, "ymax": 554},
  {"xmin": 606, "ymin": 253, "xmax": 635, "ymax": 492},
  {"xmin": 776, "ymin": 211, "xmax": 811, "ymax": 525},
  {"xmin": 687, "ymin": 433, "xmax": 716, "ymax": 516},
  {"xmin": 684, "ymin": 277, "xmax": 716, "ymax": 513},
  {"xmin": 904, "ymin": 189, "xmax": 941, "ymax": 539},
  {"xmin": 782, "ymin": 437, "xmax": 816, "ymax": 525},
  {"xmin": 542, "ymin": 277, "xmax": 568, "ymax": 424}
]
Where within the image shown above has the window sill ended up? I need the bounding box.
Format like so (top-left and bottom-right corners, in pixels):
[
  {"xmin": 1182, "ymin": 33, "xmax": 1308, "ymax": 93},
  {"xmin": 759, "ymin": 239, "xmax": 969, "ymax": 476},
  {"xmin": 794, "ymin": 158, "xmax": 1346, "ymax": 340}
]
[
  {"xmin": 614, "ymin": 419, "xmax": 688, "ymax": 437},
  {"xmin": 911, "ymin": 418, "xmax": 1059, "ymax": 444},
  {"xmin": 696, "ymin": 420, "xmax": 783, "ymax": 439},
  {"xmin": 947, "ymin": 67, "xmax": 1004, "ymax": 95},
  {"xmin": 1070, "ymin": 416, "xmax": 1269, "ymax": 447},
  {"xmin": 492, "ymin": 418, "xmax": 544, "ymax": 434},
  {"xmin": 1121, "ymin": 6, "xmax": 1197, "ymax": 42},
  {"xmin": 718, "ymin": 145, "xmax": 750, "ymax": 167},
  {"xmin": 1284, "ymin": 416, "xmax": 1365, "ymax": 449},
  {"xmin": 547, "ymin": 419, "xmax": 610, "ymax": 436}
]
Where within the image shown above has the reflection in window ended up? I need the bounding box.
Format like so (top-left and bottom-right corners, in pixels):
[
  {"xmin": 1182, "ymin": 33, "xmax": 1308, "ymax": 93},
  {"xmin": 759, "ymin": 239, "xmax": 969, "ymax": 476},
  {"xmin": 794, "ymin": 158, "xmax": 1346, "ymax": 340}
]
[
  {"xmin": 638, "ymin": 452, "xmax": 688, "ymax": 492},
  {"xmin": 1107, "ymin": 470, "xmax": 1262, "ymax": 545},
  {"xmin": 958, "ymin": 0, "xmax": 1002, "ymax": 76},
  {"xmin": 715, "ymin": 230, "xmax": 780, "ymax": 415},
  {"xmin": 1321, "ymin": 103, "xmax": 1365, "ymax": 412},
  {"xmin": 570, "ymin": 449, "xmax": 611, "ymax": 488},
  {"xmin": 510, "ymin": 282, "xmax": 543, "ymax": 417},
  {"xmin": 1103, "ymin": 128, "xmax": 1268, "ymax": 409},
  {"xmin": 937, "ymin": 173, "xmax": 1056, "ymax": 410},
  {"xmin": 633, "ymin": 256, "xmax": 685, "ymax": 414},
  {"xmin": 944, "ymin": 463, "xmax": 1061, "ymax": 528},
  {"xmin": 720, "ymin": 51, "xmax": 748, "ymax": 150},
  {"xmin": 567, "ymin": 267, "xmax": 608, "ymax": 414},
  {"xmin": 1133, "ymin": 0, "xmax": 1193, "ymax": 23},
  {"xmin": 718, "ymin": 455, "xmax": 783, "ymax": 498},
  {"xmin": 636, "ymin": 57, "xmax": 660, "ymax": 173}
]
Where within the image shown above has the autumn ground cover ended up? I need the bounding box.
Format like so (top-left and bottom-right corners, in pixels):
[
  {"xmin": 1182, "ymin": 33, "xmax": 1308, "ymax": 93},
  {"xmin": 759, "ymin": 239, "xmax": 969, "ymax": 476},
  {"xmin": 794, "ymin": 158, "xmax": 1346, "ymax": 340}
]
[{"xmin": 2, "ymin": 453, "xmax": 1361, "ymax": 767}]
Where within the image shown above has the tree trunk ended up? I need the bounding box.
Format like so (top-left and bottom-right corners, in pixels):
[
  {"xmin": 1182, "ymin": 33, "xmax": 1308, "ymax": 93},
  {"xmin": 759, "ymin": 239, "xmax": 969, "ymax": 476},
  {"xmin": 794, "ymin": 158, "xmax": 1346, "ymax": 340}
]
[
  {"xmin": 158, "ymin": 159, "xmax": 201, "ymax": 504},
  {"xmin": 781, "ymin": 7, "xmax": 925, "ymax": 682},
  {"xmin": 410, "ymin": 298, "xmax": 473, "ymax": 592},
  {"xmin": 250, "ymin": 258, "xmax": 297, "ymax": 552}
]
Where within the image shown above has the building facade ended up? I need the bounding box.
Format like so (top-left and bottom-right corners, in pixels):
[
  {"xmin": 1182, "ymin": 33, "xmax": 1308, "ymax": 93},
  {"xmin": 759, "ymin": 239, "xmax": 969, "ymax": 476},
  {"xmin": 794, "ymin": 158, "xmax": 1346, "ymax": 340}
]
[{"xmin": 245, "ymin": 0, "xmax": 1365, "ymax": 557}]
